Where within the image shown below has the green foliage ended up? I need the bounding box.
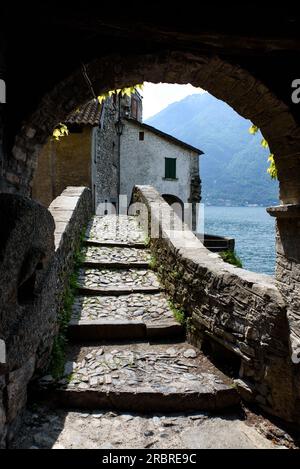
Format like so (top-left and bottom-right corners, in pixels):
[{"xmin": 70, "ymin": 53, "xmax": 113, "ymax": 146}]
[
  {"xmin": 186, "ymin": 317, "xmax": 196, "ymax": 334},
  {"xmin": 168, "ymin": 300, "xmax": 186, "ymax": 326},
  {"xmin": 148, "ymin": 255, "xmax": 157, "ymax": 271},
  {"xmin": 53, "ymin": 83, "xmax": 143, "ymax": 144},
  {"xmin": 219, "ymin": 250, "xmax": 243, "ymax": 268},
  {"xmin": 52, "ymin": 123, "xmax": 69, "ymax": 141},
  {"xmin": 49, "ymin": 227, "xmax": 86, "ymax": 379},
  {"xmin": 249, "ymin": 125, "xmax": 278, "ymax": 180},
  {"xmin": 170, "ymin": 269, "xmax": 183, "ymax": 280},
  {"xmin": 249, "ymin": 124, "xmax": 259, "ymax": 135},
  {"xmin": 49, "ymin": 283, "xmax": 75, "ymax": 379},
  {"xmin": 98, "ymin": 84, "xmax": 144, "ymax": 104},
  {"xmin": 267, "ymin": 154, "xmax": 278, "ymax": 180}
]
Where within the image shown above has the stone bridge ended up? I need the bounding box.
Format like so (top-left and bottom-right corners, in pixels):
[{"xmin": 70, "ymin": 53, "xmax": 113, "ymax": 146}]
[{"xmin": 0, "ymin": 185, "xmax": 299, "ymax": 448}]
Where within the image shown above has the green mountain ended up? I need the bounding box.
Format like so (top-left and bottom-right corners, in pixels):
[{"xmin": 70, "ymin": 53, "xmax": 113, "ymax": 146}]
[{"xmin": 145, "ymin": 92, "xmax": 278, "ymax": 206}]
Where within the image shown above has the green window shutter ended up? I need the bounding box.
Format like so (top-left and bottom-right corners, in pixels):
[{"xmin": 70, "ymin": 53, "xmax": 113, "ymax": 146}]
[{"xmin": 165, "ymin": 158, "xmax": 176, "ymax": 179}]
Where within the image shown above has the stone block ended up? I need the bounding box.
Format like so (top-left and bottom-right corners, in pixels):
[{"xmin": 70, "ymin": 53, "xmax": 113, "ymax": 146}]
[
  {"xmin": 6, "ymin": 172, "xmax": 20, "ymax": 185},
  {"xmin": 234, "ymin": 378, "xmax": 255, "ymax": 402},
  {"xmin": 7, "ymin": 356, "xmax": 35, "ymax": 423},
  {"xmin": 0, "ymin": 187, "xmax": 92, "ymax": 445}
]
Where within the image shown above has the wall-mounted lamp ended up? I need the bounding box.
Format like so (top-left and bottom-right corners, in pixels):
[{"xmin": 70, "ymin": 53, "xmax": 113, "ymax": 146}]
[{"xmin": 115, "ymin": 119, "xmax": 124, "ymax": 136}]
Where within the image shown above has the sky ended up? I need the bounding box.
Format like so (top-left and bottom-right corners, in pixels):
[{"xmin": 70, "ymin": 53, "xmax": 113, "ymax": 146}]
[{"xmin": 140, "ymin": 82, "xmax": 206, "ymax": 120}]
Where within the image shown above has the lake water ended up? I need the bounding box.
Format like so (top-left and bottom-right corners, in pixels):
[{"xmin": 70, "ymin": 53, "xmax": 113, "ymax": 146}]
[{"xmin": 199, "ymin": 206, "xmax": 276, "ymax": 276}]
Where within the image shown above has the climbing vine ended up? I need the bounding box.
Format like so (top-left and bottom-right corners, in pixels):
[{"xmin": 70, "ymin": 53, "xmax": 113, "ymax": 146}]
[
  {"xmin": 249, "ymin": 125, "xmax": 278, "ymax": 180},
  {"xmin": 52, "ymin": 84, "xmax": 144, "ymax": 141},
  {"xmin": 97, "ymin": 83, "xmax": 144, "ymax": 104},
  {"xmin": 52, "ymin": 122, "xmax": 69, "ymax": 141}
]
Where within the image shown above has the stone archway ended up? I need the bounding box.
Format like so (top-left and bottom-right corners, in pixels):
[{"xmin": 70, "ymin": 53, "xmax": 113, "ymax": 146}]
[
  {"xmin": 5, "ymin": 49, "xmax": 300, "ymax": 424},
  {"xmin": 162, "ymin": 194, "xmax": 184, "ymax": 222},
  {"xmin": 7, "ymin": 50, "xmax": 300, "ymax": 205}
]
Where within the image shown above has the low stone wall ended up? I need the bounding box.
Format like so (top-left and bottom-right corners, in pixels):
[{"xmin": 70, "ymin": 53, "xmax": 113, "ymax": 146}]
[
  {"xmin": 48, "ymin": 186, "xmax": 92, "ymax": 330},
  {"xmin": 0, "ymin": 186, "xmax": 92, "ymax": 447},
  {"xmin": 132, "ymin": 185, "xmax": 299, "ymax": 424},
  {"xmin": 198, "ymin": 233, "xmax": 235, "ymax": 253}
]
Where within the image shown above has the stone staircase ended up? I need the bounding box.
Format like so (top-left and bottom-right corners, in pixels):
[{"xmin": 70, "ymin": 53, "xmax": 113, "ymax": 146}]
[{"xmin": 38, "ymin": 215, "xmax": 239, "ymax": 413}]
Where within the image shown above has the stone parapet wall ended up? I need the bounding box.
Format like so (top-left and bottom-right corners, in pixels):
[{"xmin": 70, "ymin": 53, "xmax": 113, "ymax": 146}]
[
  {"xmin": 48, "ymin": 186, "xmax": 92, "ymax": 301},
  {"xmin": 39, "ymin": 186, "xmax": 93, "ymax": 371},
  {"xmin": 132, "ymin": 185, "xmax": 299, "ymax": 424},
  {"xmin": 270, "ymin": 212, "xmax": 300, "ymax": 415},
  {"xmin": 0, "ymin": 186, "xmax": 92, "ymax": 447}
]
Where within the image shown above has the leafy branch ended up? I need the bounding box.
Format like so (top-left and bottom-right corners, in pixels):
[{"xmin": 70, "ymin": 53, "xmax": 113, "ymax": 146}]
[
  {"xmin": 97, "ymin": 84, "xmax": 144, "ymax": 104},
  {"xmin": 249, "ymin": 125, "xmax": 277, "ymax": 180},
  {"xmin": 51, "ymin": 84, "xmax": 144, "ymax": 141},
  {"xmin": 52, "ymin": 122, "xmax": 69, "ymax": 141}
]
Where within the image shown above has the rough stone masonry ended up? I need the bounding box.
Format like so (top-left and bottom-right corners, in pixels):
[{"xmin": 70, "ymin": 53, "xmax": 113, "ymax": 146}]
[
  {"xmin": 132, "ymin": 185, "xmax": 299, "ymax": 425},
  {"xmin": 0, "ymin": 186, "xmax": 92, "ymax": 447}
]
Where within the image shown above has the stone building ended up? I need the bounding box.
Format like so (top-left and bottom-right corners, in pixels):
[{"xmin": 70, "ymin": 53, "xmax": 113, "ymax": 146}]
[
  {"xmin": 32, "ymin": 92, "xmax": 202, "ymax": 229},
  {"xmin": 32, "ymin": 101, "xmax": 100, "ymax": 207}
]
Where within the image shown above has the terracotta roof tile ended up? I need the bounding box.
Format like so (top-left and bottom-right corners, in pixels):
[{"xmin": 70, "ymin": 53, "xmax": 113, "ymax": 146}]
[{"xmin": 65, "ymin": 99, "xmax": 102, "ymax": 126}]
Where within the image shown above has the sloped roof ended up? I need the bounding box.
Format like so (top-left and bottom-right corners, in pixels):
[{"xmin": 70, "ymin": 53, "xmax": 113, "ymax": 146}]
[
  {"xmin": 65, "ymin": 99, "xmax": 102, "ymax": 126},
  {"xmin": 126, "ymin": 118, "xmax": 203, "ymax": 155},
  {"xmin": 64, "ymin": 99, "xmax": 203, "ymax": 155}
]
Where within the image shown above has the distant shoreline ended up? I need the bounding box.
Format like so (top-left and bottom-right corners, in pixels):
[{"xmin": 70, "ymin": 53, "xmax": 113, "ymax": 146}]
[{"xmin": 203, "ymin": 204, "xmax": 277, "ymax": 208}]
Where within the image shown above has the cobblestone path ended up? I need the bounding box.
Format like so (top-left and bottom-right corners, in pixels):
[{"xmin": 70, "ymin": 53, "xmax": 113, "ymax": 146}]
[
  {"xmin": 13, "ymin": 215, "xmax": 288, "ymax": 449},
  {"xmin": 37, "ymin": 215, "xmax": 238, "ymax": 410}
]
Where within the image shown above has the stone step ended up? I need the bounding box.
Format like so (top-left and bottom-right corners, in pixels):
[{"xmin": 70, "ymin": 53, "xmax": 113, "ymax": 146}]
[
  {"xmin": 68, "ymin": 293, "xmax": 183, "ymax": 341},
  {"xmin": 37, "ymin": 343, "xmax": 240, "ymax": 413},
  {"xmin": 81, "ymin": 261, "xmax": 149, "ymax": 270},
  {"xmin": 86, "ymin": 215, "xmax": 146, "ymax": 246},
  {"xmin": 77, "ymin": 267, "xmax": 161, "ymax": 293},
  {"xmin": 81, "ymin": 261, "xmax": 150, "ymax": 269},
  {"xmin": 84, "ymin": 239, "xmax": 146, "ymax": 249},
  {"xmin": 81, "ymin": 245, "xmax": 151, "ymax": 269},
  {"xmin": 67, "ymin": 320, "xmax": 184, "ymax": 341},
  {"xmin": 77, "ymin": 285, "xmax": 163, "ymax": 296}
]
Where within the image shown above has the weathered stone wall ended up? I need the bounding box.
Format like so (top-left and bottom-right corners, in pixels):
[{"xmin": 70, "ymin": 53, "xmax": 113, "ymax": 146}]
[
  {"xmin": 0, "ymin": 186, "xmax": 92, "ymax": 447},
  {"xmin": 267, "ymin": 206, "xmax": 300, "ymax": 413},
  {"xmin": 0, "ymin": 104, "xmax": 4, "ymax": 189},
  {"xmin": 94, "ymin": 99, "xmax": 118, "ymax": 211},
  {"xmin": 132, "ymin": 185, "xmax": 300, "ymax": 424},
  {"xmin": 47, "ymin": 185, "xmax": 92, "ymax": 339},
  {"xmin": 32, "ymin": 128, "xmax": 92, "ymax": 207}
]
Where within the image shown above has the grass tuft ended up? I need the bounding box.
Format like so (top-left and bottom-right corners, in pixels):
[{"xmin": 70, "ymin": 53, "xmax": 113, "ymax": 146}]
[
  {"xmin": 49, "ymin": 226, "xmax": 86, "ymax": 379},
  {"xmin": 219, "ymin": 250, "xmax": 243, "ymax": 268},
  {"xmin": 168, "ymin": 300, "xmax": 186, "ymax": 326}
]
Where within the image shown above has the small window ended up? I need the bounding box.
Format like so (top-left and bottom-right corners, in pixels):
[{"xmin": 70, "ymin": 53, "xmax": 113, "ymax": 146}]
[
  {"xmin": 139, "ymin": 131, "xmax": 144, "ymax": 141},
  {"xmin": 165, "ymin": 158, "xmax": 177, "ymax": 179},
  {"xmin": 131, "ymin": 98, "xmax": 138, "ymax": 119}
]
